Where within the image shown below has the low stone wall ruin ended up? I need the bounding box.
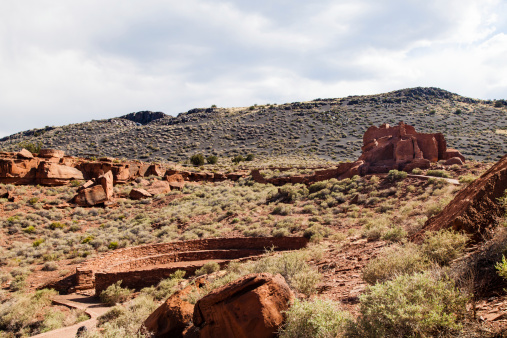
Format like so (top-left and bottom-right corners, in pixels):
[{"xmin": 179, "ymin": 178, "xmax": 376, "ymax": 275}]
[{"xmin": 69, "ymin": 237, "xmax": 309, "ymax": 294}]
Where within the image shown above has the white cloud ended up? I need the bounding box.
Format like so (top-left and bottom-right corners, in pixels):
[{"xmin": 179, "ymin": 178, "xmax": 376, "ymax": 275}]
[{"xmin": 0, "ymin": 0, "xmax": 506, "ymax": 137}]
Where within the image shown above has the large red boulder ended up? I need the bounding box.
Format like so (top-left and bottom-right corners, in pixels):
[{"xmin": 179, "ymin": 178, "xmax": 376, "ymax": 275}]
[
  {"xmin": 147, "ymin": 180, "xmax": 171, "ymax": 195},
  {"xmin": 192, "ymin": 273, "xmax": 294, "ymax": 338},
  {"xmin": 143, "ymin": 284, "xmax": 196, "ymax": 337},
  {"xmin": 72, "ymin": 171, "xmax": 114, "ymax": 206}
]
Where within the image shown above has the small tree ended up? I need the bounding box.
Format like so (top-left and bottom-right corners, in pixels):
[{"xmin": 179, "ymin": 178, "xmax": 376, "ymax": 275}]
[
  {"xmin": 206, "ymin": 155, "xmax": 218, "ymax": 164},
  {"xmin": 245, "ymin": 154, "xmax": 255, "ymax": 161},
  {"xmin": 190, "ymin": 153, "xmax": 205, "ymax": 166}
]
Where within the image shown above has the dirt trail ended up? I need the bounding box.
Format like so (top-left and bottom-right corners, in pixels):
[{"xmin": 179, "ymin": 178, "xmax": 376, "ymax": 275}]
[{"xmin": 32, "ymin": 294, "xmax": 109, "ymax": 338}]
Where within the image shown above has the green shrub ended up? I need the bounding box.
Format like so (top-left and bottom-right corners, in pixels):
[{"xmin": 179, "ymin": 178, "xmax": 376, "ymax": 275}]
[
  {"xmin": 279, "ymin": 298, "xmax": 351, "ymax": 338},
  {"xmin": 206, "ymin": 155, "xmax": 218, "ymax": 164},
  {"xmin": 495, "ymin": 255, "xmax": 507, "ymax": 280},
  {"xmin": 190, "ymin": 153, "xmax": 205, "ymax": 166},
  {"xmin": 387, "ymin": 170, "xmax": 407, "ymax": 182},
  {"xmin": 421, "ymin": 230, "xmax": 468, "ymax": 266},
  {"xmin": 245, "ymin": 154, "xmax": 255, "ymax": 161},
  {"xmin": 427, "ymin": 170, "xmax": 451, "ymax": 178},
  {"xmin": 232, "ymin": 155, "xmax": 245, "ymax": 164},
  {"xmin": 108, "ymin": 242, "xmax": 119, "ymax": 250},
  {"xmin": 195, "ymin": 262, "xmax": 220, "ymax": 276},
  {"xmin": 381, "ymin": 225, "xmax": 407, "ymax": 242},
  {"xmin": 23, "ymin": 225, "xmax": 35, "ymax": 234},
  {"xmin": 356, "ymin": 272, "xmax": 468, "ymax": 337},
  {"xmin": 70, "ymin": 180, "xmax": 82, "ymax": 187},
  {"xmin": 411, "ymin": 167, "xmax": 423, "ymax": 175},
  {"xmin": 458, "ymin": 175, "xmax": 476, "ymax": 184},
  {"xmin": 100, "ymin": 281, "xmax": 132, "ymax": 305},
  {"xmin": 48, "ymin": 222, "xmax": 65, "ymax": 230},
  {"xmin": 362, "ymin": 243, "xmax": 431, "ymax": 284},
  {"xmin": 28, "ymin": 197, "xmax": 39, "ymax": 205},
  {"xmin": 32, "ymin": 238, "xmax": 45, "ymax": 247},
  {"xmin": 18, "ymin": 141, "xmax": 43, "ymax": 154}
]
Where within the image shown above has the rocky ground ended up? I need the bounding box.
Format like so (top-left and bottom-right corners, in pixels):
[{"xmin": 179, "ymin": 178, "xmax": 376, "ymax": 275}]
[{"xmin": 1, "ymin": 87, "xmax": 507, "ymax": 163}]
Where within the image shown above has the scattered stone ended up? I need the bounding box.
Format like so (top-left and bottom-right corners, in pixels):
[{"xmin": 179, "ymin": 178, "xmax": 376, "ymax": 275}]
[
  {"xmin": 147, "ymin": 180, "xmax": 171, "ymax": 195},
  {"xmin": 444, "ymin": 157, "xmax": 464, "ymax": 166},
  {"xmin": 129, "ymin": 188, "xmax": 152, "ymax": 200},
  {"xmin": 192, "ymin": 273, "xmax": 294, "ymax": 338},
  {"xmin": 17, "ymin": 148, "xmax": 33, "ymax": 159}
]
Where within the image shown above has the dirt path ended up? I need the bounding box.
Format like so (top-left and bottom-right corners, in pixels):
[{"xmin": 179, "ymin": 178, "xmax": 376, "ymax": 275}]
[{"xmin": 32, "ymin": 294, "xmax": 110, "ymax": 338}]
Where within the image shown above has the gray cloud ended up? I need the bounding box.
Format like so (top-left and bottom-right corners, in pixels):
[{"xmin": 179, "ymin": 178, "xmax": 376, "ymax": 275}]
[{"xmin": 0, "ymin": 0, "xmax": 506, "ymax": 137}]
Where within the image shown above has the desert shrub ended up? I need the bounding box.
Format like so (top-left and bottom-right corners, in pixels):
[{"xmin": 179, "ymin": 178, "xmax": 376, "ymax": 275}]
[
  {"xmin": 421, "ymin": 230, "xmax": 468, "ymax": 266},
  {"xmin": 362, "ymin": 243, "xmax": 431, "ymax": 284},
  {"xmin": 108, "ymin": 241, "xmax": 119, "ymax": 250},
  {"xmin": 0, "ymin": 289, "xmax": 56, "ymax": 335},
  {"xmin": 411, "ymin": 167, "xmax": 423, "ymax": 175},
  {"xmin": 245, "ymin": 153, "xmax": 255, "ymax": 161},
  {"xmin": 272, "ymin": 204, "xmax": 292, "ymax": 215},
  {"xmin": 457, "ymin": 175, "xmax": 475, "ymax": 185},
  {"xmin": 303, "ymin": 224, "xmax": 334, "ymax": 242},
  {"xmin": 381, "ymin": 225, "xmax": 407, "ymax": 242},
  {"xmin": 18, "ymin": 141, "xmax": 42, "ymax": 154},
  {"xmin": 270, "ymin": 184, "xmax": 308, "ymax": 203},
  {"xmin": 48, "ymin": 222, "xmax": 65, "ymax": 230},
  {"xmin": 248, "ymin": 250, "xmax": 321, "ymax": 296},
  {"xmin": 141, "ymin": 270, "xmax": 185, "ymax": 300},
  {"xmin": 100, "ymin": 281, "xmax": 132, "ymax": 305},
  {"xmin": 232, "ymin": 155, "xmax": 245, "ymax": 164},
  {"xmin": 427, "ymin": 169, "xmax": 451, "ymax": 178},
  {"xmin": 195, "ymin": 262, "xmax": 220, "ymax": 276},
  {"xmin": 33, "ymin": 238, "xmax": 45, "ymax": 247},
  {"xmin": 42, "ymin": 262, "xmax": 58, "ymax": 271},
  {"xmin": 495, "ymin": 255, "xmax": 507, "ymax": 280},
  {"xmin": 93, "ymin": 295, "xmax": 156, "ymax": 337},
  {"xmin": 309, "ymin": 181, "xmax": 329, "ymax": 193},
  {"xmin": 70, "ymin": 180, "xmax": 82, "ymax": 187},
  {"xmin": 272, "ymin": 228, "xmax": 290, "ymax": 237},
  {"xmin": 301, "ymin": 204, "xmax": 318, "ymax": 215},
  {"xmin": 356, "ymin": 272, "xmax": 468, "ymax": 337},
  {"xmin": 387, "ymin": 170, "xmax": 407, "ymax": 182},
  {"xmin": 279, "ymin": 298, "xmax": 351, "ymax": 338},
  {"xmin": 28, "ymin": 197, "xmax": 39, "ymax": 205},
  {"xmin": 190, "ymin": 153, "xmax": 205, "ymax": 166},
  {"xmin": 206, "ymin": 155, "xmax": 218, "ymax": 164},
  {"xmin": 23, "ymin": 225, "xmax": 35, "ymax": 234}
]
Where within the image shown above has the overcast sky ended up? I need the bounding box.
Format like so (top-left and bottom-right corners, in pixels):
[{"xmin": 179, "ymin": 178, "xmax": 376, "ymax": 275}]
[{"xmin": 1, "ymin": 0, "xmax": 506, "ymax": 137}]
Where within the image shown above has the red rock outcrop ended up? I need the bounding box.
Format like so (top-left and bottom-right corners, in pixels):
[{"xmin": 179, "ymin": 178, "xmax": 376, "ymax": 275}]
[
  {"xmin": 192, "ymin": 273, "xmax": 293, "ymax": 338},
  {"xmin": 359, "ymin": 121, "xmax": 465, "ymax": 174},
  {"xmin": 72, "ymin": 171, "xmax": 114, "ymax": 206},
  {"xmin": 413, "ymin": 154, "xmax": 507, "ymax": 241},
  {"xmin": 36, "ymin": 162, "xmax": 84, "ymax": 186}
]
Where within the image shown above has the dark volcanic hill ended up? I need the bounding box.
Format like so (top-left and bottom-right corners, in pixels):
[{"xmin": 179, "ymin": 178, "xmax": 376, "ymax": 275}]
[{"xmin": 1, "ymin": 87, "xmax": 506, "ymax": 162}]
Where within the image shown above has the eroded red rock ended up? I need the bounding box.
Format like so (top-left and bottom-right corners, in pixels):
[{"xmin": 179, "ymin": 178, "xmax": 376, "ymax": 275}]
[
  {"xmin": 413, "ymin": 154, "xmax": 507, "ymax": 241},
  {"xmin": 192, "ymin": 273, "xmax": 294, "ymax": 338},
  {"xmin": 147, "ymin": 180, "xmax": 171, "ymax": 195},
  {"xmin": 39, "ymin": 149, "xmax": 65, "ymax": 158}
]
